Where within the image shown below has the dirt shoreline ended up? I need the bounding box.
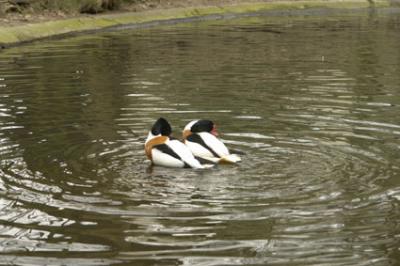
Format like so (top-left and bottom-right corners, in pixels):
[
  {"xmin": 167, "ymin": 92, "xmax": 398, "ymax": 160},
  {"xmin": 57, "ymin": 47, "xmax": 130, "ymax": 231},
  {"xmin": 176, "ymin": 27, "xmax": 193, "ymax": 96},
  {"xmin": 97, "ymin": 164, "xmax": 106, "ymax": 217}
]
[
  {"xmin": 0, "ymin": 0, "xmax": 248, "ymax": 26},
  {"xmin": 0, "ymin": 0, "xmax": 310, "ymax": 26},
  {"xmin": 3, "ymin": 1, "xmax": 246, "ymax": 23},
  {"xmin": 0, "ymin": 0, "xmax": 394, "ymax": 48}
]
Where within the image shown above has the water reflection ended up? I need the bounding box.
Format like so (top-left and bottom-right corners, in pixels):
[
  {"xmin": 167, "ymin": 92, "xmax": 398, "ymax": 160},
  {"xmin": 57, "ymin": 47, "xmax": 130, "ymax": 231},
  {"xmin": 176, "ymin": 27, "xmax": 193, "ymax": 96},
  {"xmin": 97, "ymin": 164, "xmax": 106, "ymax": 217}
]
[{"xmin": 0, "ymin": 10, "xmax": 400, "ymax": 266}]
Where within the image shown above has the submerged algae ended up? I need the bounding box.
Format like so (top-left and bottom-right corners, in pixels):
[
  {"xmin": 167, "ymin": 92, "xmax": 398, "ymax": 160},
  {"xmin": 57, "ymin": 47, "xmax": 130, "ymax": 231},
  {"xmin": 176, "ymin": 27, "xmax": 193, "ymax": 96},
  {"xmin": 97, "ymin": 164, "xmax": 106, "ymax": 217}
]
[{"xmin": 0, "ymin": 0, "xmax": 392, "ymax": 48}]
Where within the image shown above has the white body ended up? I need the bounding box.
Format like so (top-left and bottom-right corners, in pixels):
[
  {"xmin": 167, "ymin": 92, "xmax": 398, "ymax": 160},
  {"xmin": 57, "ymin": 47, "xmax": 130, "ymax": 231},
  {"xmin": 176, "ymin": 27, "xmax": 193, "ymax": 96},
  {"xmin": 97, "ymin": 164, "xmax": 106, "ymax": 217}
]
[
  {"xmin": 146, "ymin": 132, "xmax": 205, "ymax": 168},
  {"xmin": 185, "ymin": 132, "xmax": 241, "ymax": 163}
]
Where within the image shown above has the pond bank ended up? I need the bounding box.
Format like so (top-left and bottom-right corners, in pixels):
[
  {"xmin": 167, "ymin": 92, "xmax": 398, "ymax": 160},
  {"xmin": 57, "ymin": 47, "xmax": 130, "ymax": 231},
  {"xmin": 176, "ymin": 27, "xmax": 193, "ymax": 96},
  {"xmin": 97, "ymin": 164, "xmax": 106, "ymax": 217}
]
[{"xmin": 0, "ymin": 0, "xmax": 394, "ymax": 48}]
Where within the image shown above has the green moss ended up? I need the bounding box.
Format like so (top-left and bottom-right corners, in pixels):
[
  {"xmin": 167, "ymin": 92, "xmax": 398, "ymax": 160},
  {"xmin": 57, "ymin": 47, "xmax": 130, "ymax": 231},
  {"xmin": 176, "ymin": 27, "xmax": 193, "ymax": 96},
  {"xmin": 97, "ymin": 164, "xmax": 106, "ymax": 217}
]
[{"xmin": 0, "ymin": 0, "xmax": 392, "ymax": 47}]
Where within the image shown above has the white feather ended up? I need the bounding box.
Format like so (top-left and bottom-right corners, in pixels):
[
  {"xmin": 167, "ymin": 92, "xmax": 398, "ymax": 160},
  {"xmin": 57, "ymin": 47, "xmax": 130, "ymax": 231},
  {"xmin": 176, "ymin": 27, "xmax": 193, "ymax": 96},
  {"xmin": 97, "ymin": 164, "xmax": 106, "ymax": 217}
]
[
  {"xmin": 146, "ymin": 132, "xmax": 204, "ymax": 168},
  {"xmin": 151, "ymin": 148, "xmax": 185, "ymax": 168},
  {"xmin": 185, "ymin": 132, "xmax": 241, "ymax": 164},
  {"xmin": 168, "ymin": 140, "xmax": 204, "ymax": 169},
  {"xmin": 185, "ymin": 140, "xmax": 215, "ymax": 159},
  {"xmin": 184, "ymin": 120, "xmax": 198, "ymax": 131},
  {"xmin": 220, "ymin": 154, "xmax": 241, "ymax": 163},
  {"xmin": 198, "ymin": 132, "xmax": 230, "ymax": 157}
]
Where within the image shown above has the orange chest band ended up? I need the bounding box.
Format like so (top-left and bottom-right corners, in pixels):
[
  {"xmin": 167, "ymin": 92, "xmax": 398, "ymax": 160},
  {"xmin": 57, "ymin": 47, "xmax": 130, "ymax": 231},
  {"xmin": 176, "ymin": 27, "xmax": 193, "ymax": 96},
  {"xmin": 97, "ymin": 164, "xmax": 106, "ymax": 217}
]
[{"xmin": 145, "ymin": 136, "xmax": 168, "ymax": 160}]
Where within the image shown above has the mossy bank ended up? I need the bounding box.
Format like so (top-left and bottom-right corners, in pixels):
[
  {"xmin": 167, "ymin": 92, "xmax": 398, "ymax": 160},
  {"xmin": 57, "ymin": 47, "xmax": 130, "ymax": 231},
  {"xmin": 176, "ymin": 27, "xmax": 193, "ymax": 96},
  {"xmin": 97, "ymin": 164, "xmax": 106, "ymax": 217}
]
[{"xmin": 0, "ymin": 0, "xmax": 395, "ymax": 48}]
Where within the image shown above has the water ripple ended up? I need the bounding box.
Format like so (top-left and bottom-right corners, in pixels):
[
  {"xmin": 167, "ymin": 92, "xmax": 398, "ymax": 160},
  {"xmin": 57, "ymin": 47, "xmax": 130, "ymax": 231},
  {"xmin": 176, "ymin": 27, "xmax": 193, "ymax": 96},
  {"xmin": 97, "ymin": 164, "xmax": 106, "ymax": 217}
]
[{"xmin": 0, "ymin": 12, "xmax": 400, "ymax": 266}]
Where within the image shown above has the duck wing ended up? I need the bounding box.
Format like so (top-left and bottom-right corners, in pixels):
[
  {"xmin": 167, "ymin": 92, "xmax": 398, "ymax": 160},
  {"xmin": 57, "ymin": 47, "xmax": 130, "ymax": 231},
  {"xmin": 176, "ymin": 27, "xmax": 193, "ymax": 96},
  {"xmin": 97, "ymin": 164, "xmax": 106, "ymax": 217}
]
[
  {"xmin": 152, "ymin": 143, "xmax": 189, "ymax": 168},
  {"xmin": 186, "ymin": 133, "xmax": 220, "ymax": 158},
  {"xmin": 198, "ymin": 132, "xmax": 230, "ymax": 157},
  {"xmin": 168, "ymin": 140, "xmax": 204, "ymax": 169}
]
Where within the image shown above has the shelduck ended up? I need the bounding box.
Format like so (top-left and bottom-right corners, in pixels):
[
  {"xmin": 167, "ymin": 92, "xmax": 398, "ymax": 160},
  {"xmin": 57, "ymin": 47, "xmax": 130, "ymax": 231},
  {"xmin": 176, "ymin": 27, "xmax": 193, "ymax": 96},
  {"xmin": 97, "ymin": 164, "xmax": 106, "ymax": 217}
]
[
  {"xmin": 145, "ymin": 118, "xmax": 206, "ymax": 168},
  {"xmin": 182, "ymin": 120, "xmax": 241, "ymax": 164}
]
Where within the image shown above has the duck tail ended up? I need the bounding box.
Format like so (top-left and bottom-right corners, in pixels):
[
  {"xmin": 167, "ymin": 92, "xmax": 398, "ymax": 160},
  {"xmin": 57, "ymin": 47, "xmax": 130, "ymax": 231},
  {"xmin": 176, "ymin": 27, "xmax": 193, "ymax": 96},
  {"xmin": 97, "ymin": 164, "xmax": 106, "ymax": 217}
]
[{"xmin": 219, "ymin": 154, "xmax": 241, "ymax": 164}]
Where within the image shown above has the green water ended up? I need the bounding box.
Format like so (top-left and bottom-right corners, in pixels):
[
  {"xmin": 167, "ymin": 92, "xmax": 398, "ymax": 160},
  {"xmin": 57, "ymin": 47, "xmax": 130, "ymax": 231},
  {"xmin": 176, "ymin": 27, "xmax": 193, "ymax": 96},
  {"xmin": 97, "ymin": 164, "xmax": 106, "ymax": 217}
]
[{"xmin": 0, "ymin": 10, "xmax": 400, "ymax": 266}]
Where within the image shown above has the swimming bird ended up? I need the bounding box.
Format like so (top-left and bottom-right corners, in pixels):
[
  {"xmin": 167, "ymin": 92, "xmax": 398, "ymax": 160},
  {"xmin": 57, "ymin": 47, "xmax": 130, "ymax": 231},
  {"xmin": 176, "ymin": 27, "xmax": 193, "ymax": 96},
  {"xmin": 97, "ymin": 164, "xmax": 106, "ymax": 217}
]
[
  {"xmin": 145, "ymin": 118, "xmax": 206, "ymax": 168},
  {"xmin": 182, "ymin": 120, "xmax": 241, "ymax": 164}
]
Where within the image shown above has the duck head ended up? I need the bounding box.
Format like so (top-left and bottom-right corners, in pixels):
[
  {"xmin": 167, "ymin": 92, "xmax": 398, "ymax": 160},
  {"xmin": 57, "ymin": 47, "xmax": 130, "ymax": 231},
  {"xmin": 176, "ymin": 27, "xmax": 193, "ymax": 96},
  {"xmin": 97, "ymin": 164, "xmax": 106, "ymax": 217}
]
[
  {"xmin": 183, "ymin": 119, "xmax": 218, "ymax": 139},
  {"xmin": 146, "ymin": 117, "xmax": 172, "ymax": 144},
  {"xmin": 151, "ymin": 117, "xmax": 172, "ymax": 136}
]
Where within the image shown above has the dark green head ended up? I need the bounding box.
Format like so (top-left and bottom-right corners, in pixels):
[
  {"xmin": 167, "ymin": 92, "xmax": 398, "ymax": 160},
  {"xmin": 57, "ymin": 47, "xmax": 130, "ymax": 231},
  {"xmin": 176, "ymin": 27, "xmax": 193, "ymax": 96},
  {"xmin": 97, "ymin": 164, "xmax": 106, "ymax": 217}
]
[{"xmin": 151, "ymin": 117, "xmax": 172, "ymax": 136}]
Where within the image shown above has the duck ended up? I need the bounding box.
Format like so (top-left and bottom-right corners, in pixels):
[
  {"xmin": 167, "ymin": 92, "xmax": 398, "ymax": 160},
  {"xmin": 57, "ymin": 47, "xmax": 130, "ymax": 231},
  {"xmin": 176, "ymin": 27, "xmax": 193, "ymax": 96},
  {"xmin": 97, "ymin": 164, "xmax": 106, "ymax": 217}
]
[
  {"xmin": 145, "ymin": 118, "xmax": 207, "ymax": 168},
  {"xmin": 182, "ymin": 120, "xmax": 241, "ymax": 164}
]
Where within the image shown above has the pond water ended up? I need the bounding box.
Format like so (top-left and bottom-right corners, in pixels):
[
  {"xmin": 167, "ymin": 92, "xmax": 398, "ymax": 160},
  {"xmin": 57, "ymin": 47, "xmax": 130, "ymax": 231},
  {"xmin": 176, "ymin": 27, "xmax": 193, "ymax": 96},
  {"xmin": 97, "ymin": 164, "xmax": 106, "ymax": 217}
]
[{"xmin": 1, "ymin": 9, "xmax": 400, "ymax": 266}]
